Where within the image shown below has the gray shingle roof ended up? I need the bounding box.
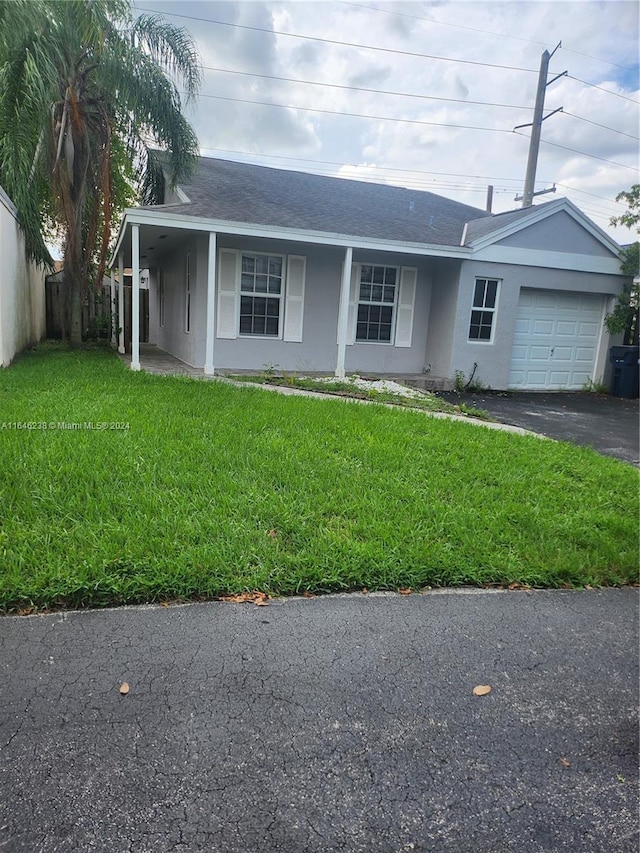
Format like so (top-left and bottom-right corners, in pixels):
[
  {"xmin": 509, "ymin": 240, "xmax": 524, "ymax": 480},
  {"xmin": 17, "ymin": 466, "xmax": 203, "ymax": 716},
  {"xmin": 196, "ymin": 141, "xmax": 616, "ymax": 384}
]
[{"xmin": 152, "ymin": 157, "xmax": 493, "ymax": 246}]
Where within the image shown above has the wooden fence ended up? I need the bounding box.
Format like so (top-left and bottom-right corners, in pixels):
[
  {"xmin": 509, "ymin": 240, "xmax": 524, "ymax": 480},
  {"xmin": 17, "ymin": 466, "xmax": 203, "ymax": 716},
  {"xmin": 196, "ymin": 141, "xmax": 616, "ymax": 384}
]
[{"xmin": 45, "ymin": 275, "xmax": 149, "ymax": 345}]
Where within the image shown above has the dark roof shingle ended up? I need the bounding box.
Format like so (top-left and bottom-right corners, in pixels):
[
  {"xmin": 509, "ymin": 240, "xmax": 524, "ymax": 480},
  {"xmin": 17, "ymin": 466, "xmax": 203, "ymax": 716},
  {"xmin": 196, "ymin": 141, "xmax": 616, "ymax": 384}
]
[{"xmin": 154, "ymin": 157, "xmax": 492, "ymax": 246}]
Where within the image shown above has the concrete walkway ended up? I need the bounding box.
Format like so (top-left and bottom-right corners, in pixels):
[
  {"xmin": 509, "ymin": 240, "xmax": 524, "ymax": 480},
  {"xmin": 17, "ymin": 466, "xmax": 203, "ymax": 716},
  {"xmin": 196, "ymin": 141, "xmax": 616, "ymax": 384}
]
[{"xmin": 1, "ymin": 589, "xmax": 637, "ymax": 852}]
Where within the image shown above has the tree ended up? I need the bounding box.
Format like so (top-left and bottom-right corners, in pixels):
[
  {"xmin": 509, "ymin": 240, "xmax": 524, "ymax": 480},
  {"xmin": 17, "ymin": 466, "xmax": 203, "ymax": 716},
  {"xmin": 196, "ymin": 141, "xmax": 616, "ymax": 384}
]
[
  {"xmin": 0, "ymin": 0, "xmax": 200, "ymax": 344},
  {"xmin": 605, "ymin": 185, "xmax": 639, "ymax": 346}
]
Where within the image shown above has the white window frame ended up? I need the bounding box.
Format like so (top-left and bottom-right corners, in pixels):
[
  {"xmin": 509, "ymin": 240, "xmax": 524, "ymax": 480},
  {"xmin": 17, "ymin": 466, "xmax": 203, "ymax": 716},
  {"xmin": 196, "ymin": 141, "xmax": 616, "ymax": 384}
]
[
  {"xmin": 355, "ymin": 263, "xmax": 399, "ymax": 345},
  {"xmin": 468, "ymin": 277, "xmax": 500, "ymax": 344},
  {"xmin": 184, "ymin": 253, "xmax": 191, "ymax": 334},
  {"xmin": 238, "ymin": 251, "xmax": 285, "ymax": 339}
]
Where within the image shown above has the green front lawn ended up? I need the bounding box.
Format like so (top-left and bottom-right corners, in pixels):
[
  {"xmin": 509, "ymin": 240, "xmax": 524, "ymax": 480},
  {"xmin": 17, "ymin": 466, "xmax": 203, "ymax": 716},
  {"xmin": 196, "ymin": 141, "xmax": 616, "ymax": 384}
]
[{"xmin": 0, "ymin": 344, "xmax": 637, "ymax": 611}]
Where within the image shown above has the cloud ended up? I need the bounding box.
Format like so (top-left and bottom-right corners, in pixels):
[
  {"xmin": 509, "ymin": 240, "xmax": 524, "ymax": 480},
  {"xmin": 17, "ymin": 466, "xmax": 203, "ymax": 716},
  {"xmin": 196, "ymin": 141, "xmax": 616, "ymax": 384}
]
[{"xmin": 139, "ymin": 0, "xmax": 639, "ymax": 238}]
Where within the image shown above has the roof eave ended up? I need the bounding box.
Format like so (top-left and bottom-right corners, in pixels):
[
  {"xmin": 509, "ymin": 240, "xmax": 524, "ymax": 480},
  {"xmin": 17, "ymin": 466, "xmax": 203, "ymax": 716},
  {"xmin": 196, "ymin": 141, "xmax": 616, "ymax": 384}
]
[{"xmin": 110, "ymin": 208, "xmax": 474, "ymax": 260}]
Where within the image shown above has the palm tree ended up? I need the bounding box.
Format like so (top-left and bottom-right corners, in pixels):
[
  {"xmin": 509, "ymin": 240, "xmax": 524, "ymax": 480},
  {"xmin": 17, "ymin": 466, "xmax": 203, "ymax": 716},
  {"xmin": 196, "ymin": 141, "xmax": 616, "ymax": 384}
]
[{"xmin": 0, "ymin": 0, "xmax": 200, "ymax": 344}]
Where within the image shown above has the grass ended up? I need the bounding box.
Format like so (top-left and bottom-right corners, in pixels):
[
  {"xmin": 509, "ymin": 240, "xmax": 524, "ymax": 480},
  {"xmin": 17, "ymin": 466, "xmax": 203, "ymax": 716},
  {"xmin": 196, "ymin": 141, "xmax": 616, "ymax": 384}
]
[{"xmin": 0, "ymin": 343, "xmax": 638, "ymax": 612}]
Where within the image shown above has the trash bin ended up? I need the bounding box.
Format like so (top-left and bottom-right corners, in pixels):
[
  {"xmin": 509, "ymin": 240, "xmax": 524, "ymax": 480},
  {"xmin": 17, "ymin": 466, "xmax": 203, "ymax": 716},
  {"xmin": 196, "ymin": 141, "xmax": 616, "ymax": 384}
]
[{"xmin": 609, "ymin": 346, "xmax": 640, "ymax": 399}]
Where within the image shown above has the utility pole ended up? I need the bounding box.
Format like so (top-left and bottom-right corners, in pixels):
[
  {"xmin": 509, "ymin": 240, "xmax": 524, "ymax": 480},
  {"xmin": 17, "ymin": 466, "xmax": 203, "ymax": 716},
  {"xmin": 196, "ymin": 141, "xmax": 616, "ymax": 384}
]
[{"xmin": 515, "ymin": 44, "xmax": 566, "ymax": 208}]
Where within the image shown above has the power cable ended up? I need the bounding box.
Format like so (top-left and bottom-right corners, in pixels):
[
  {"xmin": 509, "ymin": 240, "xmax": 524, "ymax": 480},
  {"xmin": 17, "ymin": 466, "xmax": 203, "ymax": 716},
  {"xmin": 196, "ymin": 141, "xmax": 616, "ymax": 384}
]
[
  {"xmin": 134, "ymin": 5, "xmax": 539, "ymax": 74},
  {"xmin": 337, "ymin": 1, "xmax": 636, "ymax": 72},
  {"xmin": 562, "ymin": 111, "xmax": 640, "ymax": 141},
  {"xmin": 513, "ymin": 130, "xmax": 639, "ymax": 171},
  {"xmin": 566, "ymin": 75, "xmax": 640, "ymax": 104},
  {"xmin": 198, "ymin": 65, "xmax": 530, "ymax": 111},
  {"xmin": 196, "ymin": 144, "xmax": 529, "ymax": 185},
  {"xmin": 196, "ymin": 91, "xmax": 515, "ymax": 134}
]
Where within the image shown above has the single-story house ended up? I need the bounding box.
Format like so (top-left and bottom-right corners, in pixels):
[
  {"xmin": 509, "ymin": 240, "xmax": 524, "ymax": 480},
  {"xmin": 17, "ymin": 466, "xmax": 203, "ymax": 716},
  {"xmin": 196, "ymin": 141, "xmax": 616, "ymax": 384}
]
[{"xmin": 110, "ymin": 156, "xmax": 626, "ymax": 390}]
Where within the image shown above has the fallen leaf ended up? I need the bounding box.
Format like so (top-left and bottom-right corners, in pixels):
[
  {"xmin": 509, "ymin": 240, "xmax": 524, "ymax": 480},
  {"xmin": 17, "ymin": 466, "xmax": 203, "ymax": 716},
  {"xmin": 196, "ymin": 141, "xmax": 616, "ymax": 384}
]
[
  {"xmin": 560, "ymin": 757, "xmax": 571, "ymax": 767},
  {"xmin": 399, "ymin": 588, "xmax": 412, "ymax": 595},
  {"xmin": 220, "ymin": 590, "xmax": 271, "ymax": 606},
  {"xmin": 119, "ymin": 682, "xmax": 130, "ymax": 695},
  {"xmin": 472, "ymin": 685, "xmax": 492, "ymax": 696},
  {"xmin": 302, "ymin": 591, "xmax": 315, "ymax": 598},
  {"xmin": 361, "ymin": 588, "xmax": 368, "ymax": 595},
  {"xmin": 584, "ymin": 585, "xmax": 593, "ymax": 590},
  {"xmin": 267, "ymin": 529, "xmax": 278, "ymax": 539}
]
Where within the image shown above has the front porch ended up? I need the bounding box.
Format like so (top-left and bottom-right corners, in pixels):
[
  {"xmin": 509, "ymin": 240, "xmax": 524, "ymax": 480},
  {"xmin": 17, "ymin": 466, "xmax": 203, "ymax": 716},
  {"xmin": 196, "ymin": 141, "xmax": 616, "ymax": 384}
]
[{"xmin": 117, "ymin": 343, "xmax": 452, "ymax": 390}]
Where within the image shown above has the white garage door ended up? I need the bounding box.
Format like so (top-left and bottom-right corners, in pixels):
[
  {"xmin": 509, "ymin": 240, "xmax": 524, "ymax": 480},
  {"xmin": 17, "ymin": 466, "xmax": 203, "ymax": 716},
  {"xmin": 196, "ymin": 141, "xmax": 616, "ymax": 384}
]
[{"xmin": 509, "ymin": 289, "xmax": 604, "ymax": 390}]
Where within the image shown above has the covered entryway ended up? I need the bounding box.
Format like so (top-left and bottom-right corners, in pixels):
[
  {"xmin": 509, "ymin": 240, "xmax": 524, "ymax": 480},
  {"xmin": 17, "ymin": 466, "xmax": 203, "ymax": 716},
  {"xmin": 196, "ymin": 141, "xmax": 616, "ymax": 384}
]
[{"xmin": 509, "ymin": 288, "xmax": 605, "ymax": 390}]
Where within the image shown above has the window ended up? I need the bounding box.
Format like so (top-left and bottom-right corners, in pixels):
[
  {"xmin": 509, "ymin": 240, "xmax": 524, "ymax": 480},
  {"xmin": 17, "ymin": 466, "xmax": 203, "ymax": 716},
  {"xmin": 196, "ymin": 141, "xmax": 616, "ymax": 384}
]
[
  {"xmin": 469, "ymin": 278, "xmax": 499, "ymax": 341},
  {"xmin": 356, "ymin": 264, "xmax": 397, "ymax": 342},
  {"xmin": 239, "ymin": 253, "xmax": 283, "ymax": 336}
]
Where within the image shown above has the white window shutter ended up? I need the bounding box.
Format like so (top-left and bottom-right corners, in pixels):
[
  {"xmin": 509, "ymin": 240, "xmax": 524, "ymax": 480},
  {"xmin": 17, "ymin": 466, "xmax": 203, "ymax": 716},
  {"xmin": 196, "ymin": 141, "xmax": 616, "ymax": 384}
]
[
  {"xmin": 395, "ymin": 267, "xmax": 417, "ymax": 348},
  {"xmin": 283, "ymin": 255, "xmax": 306, "ymax": 342},
  {"xmin": 217, "ymin": 249, "xmax": 238, "ymax": 339},
  {"xmin": 347, "ymin": 263, "xmax": 359, "ymax": 345}
]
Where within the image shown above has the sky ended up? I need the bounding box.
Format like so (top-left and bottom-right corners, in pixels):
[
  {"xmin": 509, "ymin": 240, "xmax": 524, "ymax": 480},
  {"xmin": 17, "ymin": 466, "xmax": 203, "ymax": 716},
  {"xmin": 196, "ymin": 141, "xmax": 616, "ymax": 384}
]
[{"xmin": 132, "ymin": 0, "xmax": 639, "ymax": 243}]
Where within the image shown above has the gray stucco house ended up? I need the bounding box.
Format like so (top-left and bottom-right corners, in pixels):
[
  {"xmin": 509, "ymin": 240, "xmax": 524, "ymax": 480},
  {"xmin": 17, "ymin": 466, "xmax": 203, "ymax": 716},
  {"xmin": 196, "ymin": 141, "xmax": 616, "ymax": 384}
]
[{"xmin": 110, "ymin": 156, "xmax": 626, "ymax": 390}]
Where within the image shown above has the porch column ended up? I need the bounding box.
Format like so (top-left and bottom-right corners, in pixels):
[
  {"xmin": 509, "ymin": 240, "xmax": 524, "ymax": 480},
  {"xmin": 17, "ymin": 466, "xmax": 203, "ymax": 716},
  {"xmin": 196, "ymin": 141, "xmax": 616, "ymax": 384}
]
[
  {"xmin": 204, "ymin": 231, "xmax": 217, "ymax": 376},
  {"xmin": 109, "ymin": 267, "xmax": 117, "ymax": 346},
  {"xmin": 118, "ymin": 252, "xmax": 125, "ymax": 354},
  {"xmin": 131, "ymin": 224, "xmax": 140, "ymax": 371},
  {"xmin": 335, "ymin": 246, "xmax": 353, "ymax": 379}
]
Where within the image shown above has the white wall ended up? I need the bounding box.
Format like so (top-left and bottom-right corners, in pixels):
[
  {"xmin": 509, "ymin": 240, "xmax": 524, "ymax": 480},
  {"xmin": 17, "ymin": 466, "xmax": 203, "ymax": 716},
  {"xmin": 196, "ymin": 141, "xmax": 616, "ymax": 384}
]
[{"xmin": 0, "ymin": 187, "xmax": 46, "ymax": 367}]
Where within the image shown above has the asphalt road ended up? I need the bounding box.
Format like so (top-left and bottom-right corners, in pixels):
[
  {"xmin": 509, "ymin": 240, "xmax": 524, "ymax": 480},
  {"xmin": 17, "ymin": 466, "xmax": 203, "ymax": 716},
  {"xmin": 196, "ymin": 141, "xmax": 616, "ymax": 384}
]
[
  {"xmin": 1, "ymin": 589, "xmax": 638, "ymax": 852},
  {"xmin": 435, "ymin": 391, "xmax": 639, "ymax": 466}
]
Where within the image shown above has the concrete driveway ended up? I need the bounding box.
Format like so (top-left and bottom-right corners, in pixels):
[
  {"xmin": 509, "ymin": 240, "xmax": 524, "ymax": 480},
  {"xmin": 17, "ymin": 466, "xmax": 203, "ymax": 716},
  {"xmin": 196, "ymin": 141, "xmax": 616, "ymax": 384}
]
[
  {"xmin": 436, "ymin": 391, "xmax": 639, "ymax": 465},
  {"xmin": 1, "ymin": 589, "xmax": 638, "ymax": 853}
]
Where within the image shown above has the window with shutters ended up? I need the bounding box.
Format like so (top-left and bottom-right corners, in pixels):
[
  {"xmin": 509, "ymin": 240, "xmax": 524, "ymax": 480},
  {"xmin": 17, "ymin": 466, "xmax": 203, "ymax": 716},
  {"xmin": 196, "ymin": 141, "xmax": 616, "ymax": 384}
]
[
  {"xmin": 468, "ymin": 278, "xmax": 500, "ymax": 342},
  {"xmin": 356, "ymin": 264, "xmax": 397, "ymax": 342},
  {"xmin": 239, "ymin": 252, "xmax": 283, "ymax": 337}
]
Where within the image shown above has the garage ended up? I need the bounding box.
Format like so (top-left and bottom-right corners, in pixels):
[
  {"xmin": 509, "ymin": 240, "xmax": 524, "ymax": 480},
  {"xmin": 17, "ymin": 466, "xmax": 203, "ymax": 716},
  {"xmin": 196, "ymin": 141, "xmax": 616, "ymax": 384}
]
[{"xmin": 509, "ymin": 289, "xmax": 605, "ymax": 390}]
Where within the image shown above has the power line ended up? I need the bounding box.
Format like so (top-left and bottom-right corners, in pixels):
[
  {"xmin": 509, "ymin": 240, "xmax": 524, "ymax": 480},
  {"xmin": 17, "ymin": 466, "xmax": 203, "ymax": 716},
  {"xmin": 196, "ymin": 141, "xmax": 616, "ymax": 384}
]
[
  {"xmin": 566, "ymin": 75, "xmax": 640, "ymax": 104},
  {"xmin": 197, "ymin": 90, "xmax": 637, "ymax": 171},
  {"xmin": 555, "ymin": 184, "xmax": 627, "ymax": 207},
  {"xmin": 514, "ymin": 130, "xmax": 639, "ymax": 172},
  {"xmin": 199, "ymin": 65, "xmax": 530, "ymax": 111},
  {"xmin": 196, "ymin": 91, "xmax": 515, "ymax": 135},
  {"xmin": 196, "ymin": 66, "xmax": 638, "ymax": 141},
  {"xmin": 338, "ymin": 2, "xmax": 548, "ymax": 48},
  {"xmin": 196, "ymin": 145, "xmax": 529, "ymax": 186},
  {"xmin": 561, "ymin": 46, "xmax": 637, "ymax": 72},
  {"xmin": 194, "ymin": 147, "xmax": 628, "ymax": 227},
  {"xmin": 135, "ymin": 5, "xmax": 539, "ymax": 74},
  {"xmin": 196, "ymin": 145, "xmax": 519, "ymax": 194},
  {"xmin": 562, "ymin": 110, "xmax": 640, "ymax": 141},
  {"xmin": 338, "ymin": 1, "xmax": 636, "ymax": 72}
]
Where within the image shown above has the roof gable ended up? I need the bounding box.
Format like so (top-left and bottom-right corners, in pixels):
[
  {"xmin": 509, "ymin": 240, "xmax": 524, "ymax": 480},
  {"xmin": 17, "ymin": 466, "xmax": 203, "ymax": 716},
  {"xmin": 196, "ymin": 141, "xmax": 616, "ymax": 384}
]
[
  {"xmin": 463, "ymin": 198, "xmax": 621, "ymax": 258},
  {"xmin": 494, "ymin": 209, "xmax": 617, "ymax": 258}
]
